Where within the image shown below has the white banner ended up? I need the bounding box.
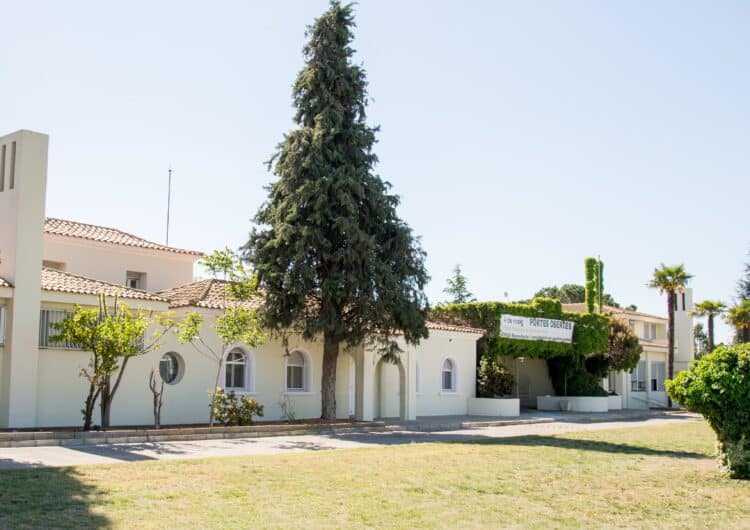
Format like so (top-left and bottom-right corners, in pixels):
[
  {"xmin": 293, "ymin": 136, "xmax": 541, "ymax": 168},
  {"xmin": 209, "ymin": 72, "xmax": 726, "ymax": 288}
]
[{"xmin": 499, "ymin": 314, "xmax": 574, "ymax": 343}]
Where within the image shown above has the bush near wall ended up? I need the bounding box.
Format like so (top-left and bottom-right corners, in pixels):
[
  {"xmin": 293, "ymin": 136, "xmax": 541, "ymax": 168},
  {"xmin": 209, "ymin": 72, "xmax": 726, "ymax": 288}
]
[
  {"xmin": 667, "ymin": 344, "xmax": 750, "ymax": 479},
  {"xmin": 432, "ymin": 298, "xmax": 610, "ymax": 397}
]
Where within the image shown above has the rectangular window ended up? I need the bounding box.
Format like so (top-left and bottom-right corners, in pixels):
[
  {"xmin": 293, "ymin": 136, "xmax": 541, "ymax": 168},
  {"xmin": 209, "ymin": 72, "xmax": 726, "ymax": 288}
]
[
  {"xmin": 651, "ymin": 361, "xmax": 666, "ymax": 391},
  {"xmin": 681, "ymin": 293, "xmax": 686, "ymax": 312},
  {"xmin": 442, "ymin": 371, "xmax": 453, "ymax": 392},
  {"xmin": 628, "ymin": 319, "xmax": 636, "ymax": 331},
  {"xmin": 642, "ymin": 323, "xmax": 657, "ymax": 341},
  {"xmin": 287, "ymin": 365, "xmax": 304, "ymax": 391},
  {"xmin": 43, "ymin": 260, "xmax": 66, "ymax": 271},
  {"xmin": 0, "ymin": 306, "xmax": 6, "ymax": 345},
  {"xmin": 9, "ymin": 141, "xmax": 15, "ymax": 190},
  {"xmin": 39, "ymin": 309, "xmax": 79, "ymax": 349},
  {"xmin": 630, "ymin": 361, "xmax": 646, "ymax": 392},
  {"xmin": 125, "ymin": 271, "xmax": 146, "ymax": 290}
]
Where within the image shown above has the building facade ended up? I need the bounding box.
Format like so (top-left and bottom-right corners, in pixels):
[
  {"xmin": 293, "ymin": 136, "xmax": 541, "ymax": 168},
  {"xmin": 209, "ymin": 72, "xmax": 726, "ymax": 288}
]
[{"xmin": 0, "ymin": 130, "xmax": 482, "ymax": 429}]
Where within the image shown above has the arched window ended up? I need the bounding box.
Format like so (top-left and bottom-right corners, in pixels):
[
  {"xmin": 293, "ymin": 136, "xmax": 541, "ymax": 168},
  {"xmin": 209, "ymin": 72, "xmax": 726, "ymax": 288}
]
[
  {"xmin": 225, "ymin": 349, "xmax": 247, "ymax": 390},
  {"xmin": 441, "ymin": 358, "xmax": 456, "ymax": 392},
  {"xmin": 286, "ymin": 350, "xmax": 307, "ymax": 392}
]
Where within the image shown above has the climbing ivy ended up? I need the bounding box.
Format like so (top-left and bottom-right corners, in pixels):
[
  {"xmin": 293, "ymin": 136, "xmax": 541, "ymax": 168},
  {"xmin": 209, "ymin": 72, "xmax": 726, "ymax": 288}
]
[{"xmin": 431, "ymin": 297, "xmax": 609, "ymax": 360}]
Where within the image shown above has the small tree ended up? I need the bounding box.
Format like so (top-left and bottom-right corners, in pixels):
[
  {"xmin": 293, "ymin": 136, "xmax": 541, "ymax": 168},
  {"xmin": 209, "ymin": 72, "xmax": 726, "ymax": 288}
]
[
  {"xmin": 694, "ymin": 300, "xmax": 726, "ymax": 353},
  {"xmin": 148, "ymin": 368, "xmax": 165, "ymax": 429},
  {"xmin": 608, "ymin": 317, "xmax": 643, "ymax": 373},
  {"xmin": 52, "ymin": 294, "xmax": 174, "ymax": 430},
  {"xmin": 443, "ymin": 265, "xmax": 476, "ymax": 304},
  {"xmin": 176, "ymin": 249, "xmax": 265, "ymax": 427},
  {"xmin": 648, "ymin": 263, "xmax": 693, "ymax": 407},
  {"xmin": 667, "ymin": 344, "xmax": 750, "ymax": 479}
]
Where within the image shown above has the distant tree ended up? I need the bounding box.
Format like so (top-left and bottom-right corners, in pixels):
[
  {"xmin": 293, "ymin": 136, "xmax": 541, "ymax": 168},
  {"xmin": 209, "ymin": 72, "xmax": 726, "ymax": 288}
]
[
  {"xmin": 443, "ymin": 265, "xmax": 476, "ymax": 304},
  {"xmin": 726, "ymin": 300, "xmax": 750, "ymax": 344},
  {"xmin": 242, "ymin": 2, "xmax": 429, "ymax": 420},
  {"xmin": 693, "ymin": 322, "xmax": 709, "ymax": 358},
  {"xmin": 176, "ymin": 249, "xmax": 265, "ymax": 427},
  {"xmin": 533, "ymin": 283, "xmax": 620, "ymax": 307},
  {"xmin": 648, "ymin": 263, "xmax": 693, "ymax": 407},
  {"xmin": 737, "ymin": 251, "xmax": 750, "ymax": 301},
  {"xmin": 52, "ymin": 294, "xmax": 174, "ymax": 430},
  {"xmin": 694, "ymin": 300, "xmax": 726, "ymax": 353}
]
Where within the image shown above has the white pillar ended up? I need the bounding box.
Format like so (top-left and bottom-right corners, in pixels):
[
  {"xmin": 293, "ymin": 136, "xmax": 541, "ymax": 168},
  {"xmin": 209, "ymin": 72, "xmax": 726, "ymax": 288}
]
[
  {"xmin": 0, "ymin": 130, "xmax": 48, "ymax": 428},
  {"xmin": 356, "ymin": 348, "xmax": 376, "ymax": 421},
  {"xmin": 404, "ymin": 349, "xmax": 417, "ymax": 420}
]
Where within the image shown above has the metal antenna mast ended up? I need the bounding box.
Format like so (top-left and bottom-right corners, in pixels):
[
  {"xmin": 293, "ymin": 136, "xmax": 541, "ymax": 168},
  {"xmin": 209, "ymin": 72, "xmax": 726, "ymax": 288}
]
[{"xmin": 166, "ymin": 166, "xmax": 173, "ymax": 246}]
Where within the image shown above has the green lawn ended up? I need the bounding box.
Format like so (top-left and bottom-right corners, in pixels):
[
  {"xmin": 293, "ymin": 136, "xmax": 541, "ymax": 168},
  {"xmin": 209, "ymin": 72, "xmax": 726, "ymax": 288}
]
[{"xmin": 1, "ymin": 421, "xmax": 748, "ymax": 529}]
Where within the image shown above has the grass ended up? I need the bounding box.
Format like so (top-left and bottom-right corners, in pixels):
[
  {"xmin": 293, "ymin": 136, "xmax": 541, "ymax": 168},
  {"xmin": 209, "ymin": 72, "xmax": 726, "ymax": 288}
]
[{"xmin": 1, "ymin": 421, "xmax": 749, "ymax": 529}]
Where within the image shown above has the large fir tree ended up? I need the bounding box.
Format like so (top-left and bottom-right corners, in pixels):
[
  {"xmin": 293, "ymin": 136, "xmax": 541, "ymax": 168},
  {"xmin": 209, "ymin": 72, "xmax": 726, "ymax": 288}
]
[{"xmin": 243, "ymin": 2, "xmax": 429, "ymax": 420}]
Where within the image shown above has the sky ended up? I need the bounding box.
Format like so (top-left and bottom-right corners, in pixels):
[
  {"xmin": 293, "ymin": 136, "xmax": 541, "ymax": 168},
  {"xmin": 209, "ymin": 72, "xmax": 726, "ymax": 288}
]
[{"xmin": 2, "ymin": 1, "xmax": 748, "ymax": 343}]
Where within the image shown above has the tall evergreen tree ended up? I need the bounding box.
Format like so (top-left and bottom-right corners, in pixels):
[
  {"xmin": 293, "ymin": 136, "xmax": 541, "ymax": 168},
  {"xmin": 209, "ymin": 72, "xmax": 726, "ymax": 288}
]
[
  {"xmin": 443, "ymin": 265, "xmax": 475, "ymax": 304},
  {"xmin": 243, "ymin": 2, "xmax": 429, "ymax": 420}
]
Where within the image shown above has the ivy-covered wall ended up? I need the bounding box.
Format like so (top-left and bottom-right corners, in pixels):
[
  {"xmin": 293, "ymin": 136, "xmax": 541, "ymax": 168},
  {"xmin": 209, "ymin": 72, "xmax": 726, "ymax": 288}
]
[{"xmin": 431, "ymin": 298, "xmax": 609, "ymax": 360}]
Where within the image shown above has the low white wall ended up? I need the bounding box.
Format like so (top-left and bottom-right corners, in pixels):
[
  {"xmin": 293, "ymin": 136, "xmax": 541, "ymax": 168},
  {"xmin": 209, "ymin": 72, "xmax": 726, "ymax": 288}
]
[
  {"xmin": 537, "ymin": 395, "xmax": 609, "ymax": 413},
  {"xmin": 607, "ymin": 394, "xmax": 622, "ymax": 410},
  {"xmin": 467, "ymin": 397, "xmax": 519, "ymax": 417}
]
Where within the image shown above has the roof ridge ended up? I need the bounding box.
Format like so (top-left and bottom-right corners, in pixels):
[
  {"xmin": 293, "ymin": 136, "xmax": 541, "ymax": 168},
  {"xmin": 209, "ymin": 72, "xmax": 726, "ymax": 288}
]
[{"xmin": 42, "ymin": 267, "xmax": 166, "ymax": 301}]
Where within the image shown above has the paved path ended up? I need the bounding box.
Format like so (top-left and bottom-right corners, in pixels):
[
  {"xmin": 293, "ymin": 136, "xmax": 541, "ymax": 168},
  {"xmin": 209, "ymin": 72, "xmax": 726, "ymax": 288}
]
[{"xmin": 0, "ymin": 413, "xmax": 701, "ymax": 469}]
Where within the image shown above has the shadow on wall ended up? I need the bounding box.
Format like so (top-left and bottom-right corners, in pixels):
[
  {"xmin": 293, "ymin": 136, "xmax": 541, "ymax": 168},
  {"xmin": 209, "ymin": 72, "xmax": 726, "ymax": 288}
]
[{"xmin": 0, "ymin": 465, "xmax": 111, "ymax": 529}]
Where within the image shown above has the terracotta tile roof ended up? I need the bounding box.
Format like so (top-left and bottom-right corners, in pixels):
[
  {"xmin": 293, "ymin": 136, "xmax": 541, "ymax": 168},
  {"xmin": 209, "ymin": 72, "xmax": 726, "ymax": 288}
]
[
  {"xmin": 159, "ymin": 279, "xmax": 263, "ymax": 310},
  {"xmin": 41, "ymin": 268, "xmax": 166, "ymax": 301},
  {"xmin": 0, "ymin": 277, "xmax": 11, "ymax": 288},
  {"xmin": 425, "ymin": 322, "xmax": 485, "ymax": 335},
  {"xmin": 562, "ymin": 303, "xmax": 667, "ymax": 322},
  {"xmin": 44, "ymin": 218, "xmax": 202, "ymax": 256},
  {"xmin": 160, "ymin": 280, "xmax": 483, "ymax": 335}
]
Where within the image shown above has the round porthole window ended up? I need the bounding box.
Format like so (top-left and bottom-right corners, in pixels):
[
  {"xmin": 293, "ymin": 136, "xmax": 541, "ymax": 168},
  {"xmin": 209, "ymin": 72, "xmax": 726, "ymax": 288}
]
[{"xmin": 159, "ymin": 352, "xmax": 183, "ymax": 384}]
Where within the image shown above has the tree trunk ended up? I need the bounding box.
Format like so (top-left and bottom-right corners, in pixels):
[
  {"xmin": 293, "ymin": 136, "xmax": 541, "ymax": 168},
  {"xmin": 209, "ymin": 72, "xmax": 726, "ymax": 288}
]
[
  {"xmin": 321, "ymin": 331, "xmax": 339, "ymax": 421},
  {"xmin": 83, "ymin": 382, "xmax": 100, "ymax": 431},
  {"xmin": 667, "ymin": 292, "xmax": 675, "ymax": 408},
  {"xmin": 100, "ymin": 378, "xmax": 112, "ymax": 429},
  {"xmin": 209, "ymin": 359, "xmax": 223, "ymax": 427},
  {"xmin": 707, "ymin": 314, "xmax": 715, "ymax": 353}
]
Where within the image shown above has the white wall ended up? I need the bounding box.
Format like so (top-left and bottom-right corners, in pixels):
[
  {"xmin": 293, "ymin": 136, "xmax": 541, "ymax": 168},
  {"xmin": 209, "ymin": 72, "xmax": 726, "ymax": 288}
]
[
  {"xmin": 43, "ymin": 236, "xmax": 197, "ymax": 293},
  {"xmin": 414, "ymin": 332, "xmax": 477, "ymax": 416}
]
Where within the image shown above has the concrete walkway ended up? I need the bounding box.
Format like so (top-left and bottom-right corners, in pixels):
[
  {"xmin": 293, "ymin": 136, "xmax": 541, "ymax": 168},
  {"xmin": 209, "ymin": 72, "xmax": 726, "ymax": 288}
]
[{"xmin": 0, "ymin": 412, "xmax": 701, "ymax": 469}]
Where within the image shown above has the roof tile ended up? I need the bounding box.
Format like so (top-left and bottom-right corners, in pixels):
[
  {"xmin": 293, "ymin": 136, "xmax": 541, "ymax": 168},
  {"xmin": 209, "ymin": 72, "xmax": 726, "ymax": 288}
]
[
  {"xmin": 44, "ymin": 218, "xmax": 202, "ymax": 256},
  {"xmin": 41, "ymin": 268, "xmax": 166, "ymax": 301}
]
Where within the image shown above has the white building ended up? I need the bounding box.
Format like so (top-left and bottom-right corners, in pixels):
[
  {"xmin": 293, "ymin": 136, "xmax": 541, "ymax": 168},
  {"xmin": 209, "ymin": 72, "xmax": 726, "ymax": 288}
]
[
  {"xmin": 0, "ymin": 129, "xmax": 482, "ymax": 429},
  {"xmin": 562, "ymin": 302, "xmax": 695, "ymax": 409}
]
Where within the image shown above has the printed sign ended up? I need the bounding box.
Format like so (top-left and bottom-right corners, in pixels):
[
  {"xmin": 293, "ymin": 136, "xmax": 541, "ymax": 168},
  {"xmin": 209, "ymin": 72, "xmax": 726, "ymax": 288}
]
[{"xmin": 499, "ymin": 314, "xmax": 574, "ymax": 343}]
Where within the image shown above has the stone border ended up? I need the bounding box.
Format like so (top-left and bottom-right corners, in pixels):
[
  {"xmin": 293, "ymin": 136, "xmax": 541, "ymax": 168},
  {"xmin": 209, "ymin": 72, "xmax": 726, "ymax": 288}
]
[{"xmin": 0, "ymin": 421, "xmax": 387, "ymax": 448}]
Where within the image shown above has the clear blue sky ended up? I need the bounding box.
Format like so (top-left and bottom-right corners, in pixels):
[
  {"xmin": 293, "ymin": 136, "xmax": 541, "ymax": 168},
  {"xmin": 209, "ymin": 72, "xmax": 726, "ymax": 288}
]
[{"xmin": 3, "ymin": 1, "xmax": 748, "ymax": 343}]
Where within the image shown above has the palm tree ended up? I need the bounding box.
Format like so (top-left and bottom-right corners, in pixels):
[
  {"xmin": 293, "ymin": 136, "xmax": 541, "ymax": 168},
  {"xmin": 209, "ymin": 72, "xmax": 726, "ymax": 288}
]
[
  {"xmin": 648, "ymin": 264, "xmax": 693, "ymax": 407},
  {"xmin": 693, "ymin": 300, "xmax": 726, "ymax": 352},
  {"xmin": 726, "ymin": 300, "xmax": 750, "ymax": 344}
]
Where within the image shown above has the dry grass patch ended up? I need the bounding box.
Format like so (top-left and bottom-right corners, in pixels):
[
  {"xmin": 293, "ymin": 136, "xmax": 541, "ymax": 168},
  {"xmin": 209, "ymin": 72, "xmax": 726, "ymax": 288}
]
[{"xmin": 1, "ymin": 421, "xmax": 749, "ymax": 529}]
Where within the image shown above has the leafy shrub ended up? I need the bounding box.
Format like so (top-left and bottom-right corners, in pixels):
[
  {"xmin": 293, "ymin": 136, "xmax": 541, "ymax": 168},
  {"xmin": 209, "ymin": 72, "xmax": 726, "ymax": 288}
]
[
  {"xmin": 547, "ymin": 355, "xmax": 608, "ymax": 397},
  {"xmin": 210, "ymin": 388, "xmax": 264, "ymax": 426},
  {"xmin": 667, "ymin": 344, "xmax": 750, "ymax": 479},
  {"xmin": 608, "ymin": 317, "xmax": 643, "ymax": 372},
  {"xmin": 477, "ymin": 357, "xmax": 515, "ymax": 397}
]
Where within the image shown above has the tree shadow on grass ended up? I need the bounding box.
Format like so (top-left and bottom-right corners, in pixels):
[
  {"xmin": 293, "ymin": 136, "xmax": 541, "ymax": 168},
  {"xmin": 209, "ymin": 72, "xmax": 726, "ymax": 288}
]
[
  {"xmin": 0, "ymin": 465, "xmax": 110, "ymax": 529},
  {"xmin": 463, "ymin": 434, "xmax": 709, "ymax": 460}
]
